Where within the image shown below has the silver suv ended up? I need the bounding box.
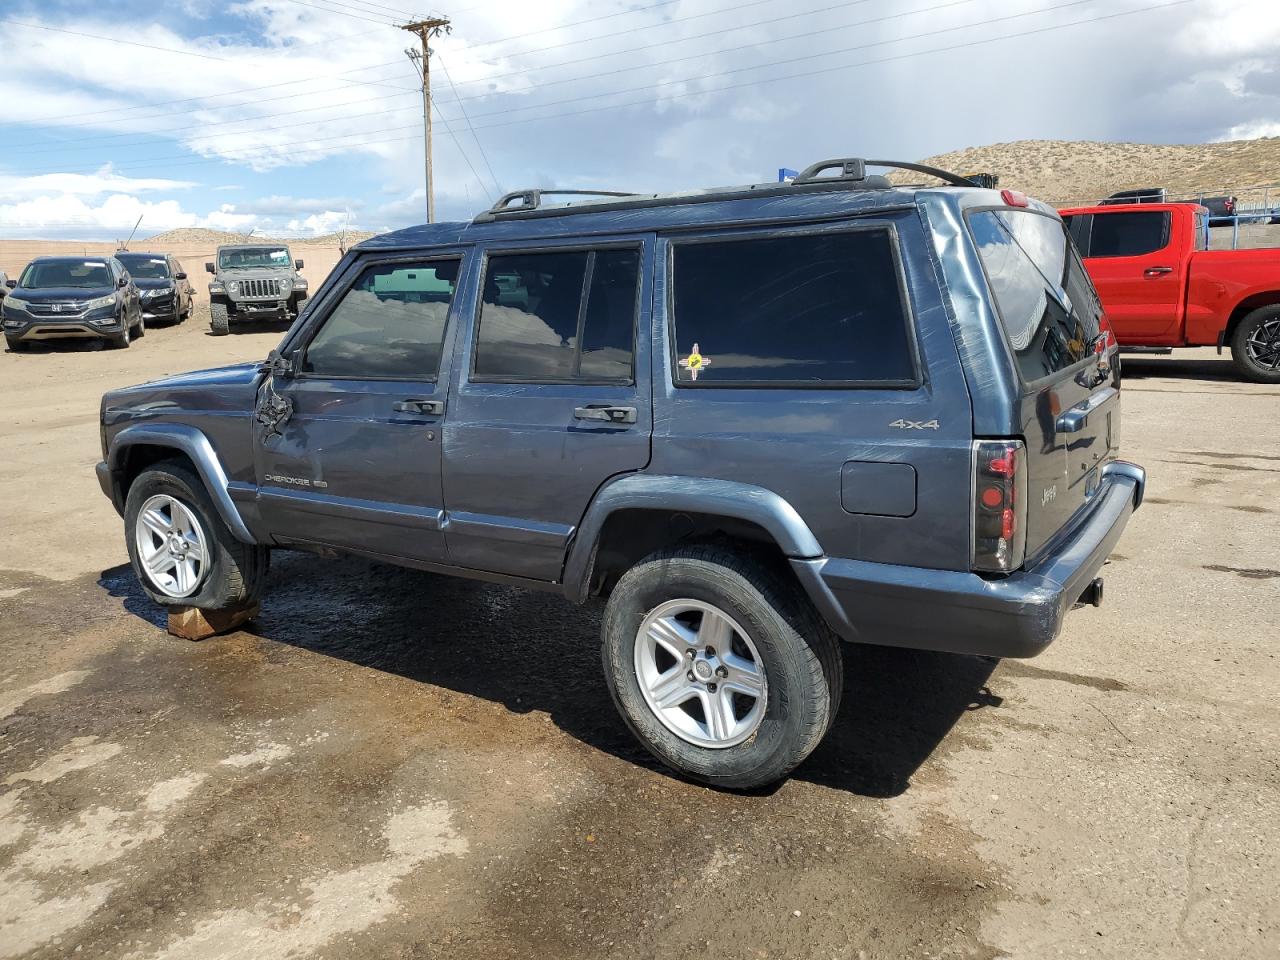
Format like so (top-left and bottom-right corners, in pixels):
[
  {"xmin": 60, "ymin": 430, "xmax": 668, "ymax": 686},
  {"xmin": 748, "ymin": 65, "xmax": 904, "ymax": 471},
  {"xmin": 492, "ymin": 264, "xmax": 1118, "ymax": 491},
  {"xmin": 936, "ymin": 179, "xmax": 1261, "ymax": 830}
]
[{"xmin": 205, "ymin": 243, "xmax": 308, "ymax": 335}]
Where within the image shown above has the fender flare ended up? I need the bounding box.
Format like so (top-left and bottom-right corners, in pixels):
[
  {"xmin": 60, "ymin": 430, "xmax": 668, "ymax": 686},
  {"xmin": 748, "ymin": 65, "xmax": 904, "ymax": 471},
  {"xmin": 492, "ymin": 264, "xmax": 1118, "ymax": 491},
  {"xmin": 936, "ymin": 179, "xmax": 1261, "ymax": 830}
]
[
  {"xmin": 107, "ymin": 423, "xmax": 255, "ymax": 543},
  {"xmin": 562, "ymin": 474, "xmax": 823, "ymax": 602}
]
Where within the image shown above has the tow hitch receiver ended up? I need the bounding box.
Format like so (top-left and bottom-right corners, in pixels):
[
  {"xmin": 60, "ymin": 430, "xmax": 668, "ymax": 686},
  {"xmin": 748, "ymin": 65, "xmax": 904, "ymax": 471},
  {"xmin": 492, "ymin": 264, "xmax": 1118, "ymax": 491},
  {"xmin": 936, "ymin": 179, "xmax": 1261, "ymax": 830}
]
[{"xmin": 1077, "ymin": 578, "xmax": 1105, "ymax": 608}]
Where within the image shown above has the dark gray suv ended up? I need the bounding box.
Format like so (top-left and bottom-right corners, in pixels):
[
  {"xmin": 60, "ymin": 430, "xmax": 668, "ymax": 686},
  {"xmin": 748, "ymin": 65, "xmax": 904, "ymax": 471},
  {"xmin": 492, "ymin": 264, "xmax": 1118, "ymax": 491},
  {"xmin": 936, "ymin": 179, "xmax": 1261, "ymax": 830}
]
[
  {"xmin": 96, "ymin": 159, "xmax": 1145, "ymax": 788},
  {"xmin": 4, "ymin": 256, "xmax": 143, "ymax": 350}
]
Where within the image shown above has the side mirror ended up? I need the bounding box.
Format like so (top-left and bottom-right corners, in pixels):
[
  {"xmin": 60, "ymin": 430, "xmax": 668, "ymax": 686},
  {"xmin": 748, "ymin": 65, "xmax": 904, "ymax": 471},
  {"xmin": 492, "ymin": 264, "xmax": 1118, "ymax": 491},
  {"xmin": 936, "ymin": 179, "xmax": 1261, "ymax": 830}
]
[
  {"xmin": 294, "ymin": 259, "xmax": 304, "ymax": 270},
  {"xmin": 4, "ymin": 279, "xmax": 15, "ymax": 289},
  {"xmin": 117, "ymin": 276, "xmax": 129, "ymax": 288},
  {"xmin": 205, "ymin": 262, "xmax": 215, "ymax": 274},
  {"xmin": 266, "ymin": 348, "xmax": 299, "ymax": 379},
  {"xmin": 175, "ymin": 272, "xmax": 187, "ymax": 281}
]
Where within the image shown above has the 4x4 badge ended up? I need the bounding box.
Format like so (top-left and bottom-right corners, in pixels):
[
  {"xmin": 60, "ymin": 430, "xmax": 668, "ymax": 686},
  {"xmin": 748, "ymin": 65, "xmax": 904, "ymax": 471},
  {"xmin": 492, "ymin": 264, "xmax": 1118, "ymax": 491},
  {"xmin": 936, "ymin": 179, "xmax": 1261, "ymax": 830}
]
[{"xmin": 889, "ymin": 418, "xmax": 940, "ymax": 430}]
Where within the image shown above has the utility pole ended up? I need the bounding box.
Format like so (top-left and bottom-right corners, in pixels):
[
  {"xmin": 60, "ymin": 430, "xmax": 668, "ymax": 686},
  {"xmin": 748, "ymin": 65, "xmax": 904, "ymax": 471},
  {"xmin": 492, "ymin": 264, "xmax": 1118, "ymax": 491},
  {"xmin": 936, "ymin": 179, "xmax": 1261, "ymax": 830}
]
[{"xmin": 402, "ymin": 16, "xmax": 451, "ymax": 224}]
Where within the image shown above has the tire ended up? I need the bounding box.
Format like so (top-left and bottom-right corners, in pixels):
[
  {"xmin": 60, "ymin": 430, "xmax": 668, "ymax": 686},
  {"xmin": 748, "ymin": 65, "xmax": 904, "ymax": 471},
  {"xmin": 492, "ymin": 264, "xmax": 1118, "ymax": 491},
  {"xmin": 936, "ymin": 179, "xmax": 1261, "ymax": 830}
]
[
  {"xmin": 6, "ymin": 337, "xmax": 28, "ymax": 353},
  {"xmin": 601, "ymin": 545, "xmax": 843, "ymax": 790},
  {"xmin": 210, "ymin": 302, "xmax": 230, "ymax": 336},
  {"xmin": 1229, "ymin": 306, "xmax": 1280, "ymax": 383},
  {"xmin": 124, "ymin": 459, "xmax": 269, "ymax": 612},
  {"xmin": 134, "ymin": 312, "xmax": 146, "ymax": 338},
  {"xmin": 110, "ymin": 319, "xmax": 131, "ymax": 349}
]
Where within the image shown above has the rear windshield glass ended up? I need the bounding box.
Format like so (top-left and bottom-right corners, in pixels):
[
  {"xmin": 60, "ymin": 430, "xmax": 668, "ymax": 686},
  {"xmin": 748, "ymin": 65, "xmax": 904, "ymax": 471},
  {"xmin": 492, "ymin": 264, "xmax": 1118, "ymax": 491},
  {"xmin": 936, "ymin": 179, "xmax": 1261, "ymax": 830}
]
[
  {"xmin": 117, "ymin": 255, "xmax": 170, "ymax": 279},
  {"xmin": 20, "ymin": 260, "xmax": 112, "ymax": 289},
  {"xmin": 970, "ymin": 209, "xmax": 1102, "ymax": 383}
]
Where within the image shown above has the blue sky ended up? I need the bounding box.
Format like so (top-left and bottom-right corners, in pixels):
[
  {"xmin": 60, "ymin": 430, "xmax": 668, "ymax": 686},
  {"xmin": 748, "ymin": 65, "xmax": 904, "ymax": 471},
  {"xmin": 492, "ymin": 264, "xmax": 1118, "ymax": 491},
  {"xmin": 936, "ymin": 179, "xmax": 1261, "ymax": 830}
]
[{"xmin": 0, "ymin": 0, "xmax": 1275, "ymax": 239}]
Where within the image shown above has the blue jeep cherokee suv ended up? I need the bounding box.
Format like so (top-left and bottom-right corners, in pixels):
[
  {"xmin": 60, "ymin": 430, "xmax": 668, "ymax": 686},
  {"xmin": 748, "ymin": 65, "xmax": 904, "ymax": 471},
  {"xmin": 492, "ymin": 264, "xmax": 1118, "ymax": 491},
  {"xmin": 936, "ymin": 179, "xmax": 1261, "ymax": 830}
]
[{"xmin": 96, "ymin": 159, "xmax": 1145, "ymax": 788}]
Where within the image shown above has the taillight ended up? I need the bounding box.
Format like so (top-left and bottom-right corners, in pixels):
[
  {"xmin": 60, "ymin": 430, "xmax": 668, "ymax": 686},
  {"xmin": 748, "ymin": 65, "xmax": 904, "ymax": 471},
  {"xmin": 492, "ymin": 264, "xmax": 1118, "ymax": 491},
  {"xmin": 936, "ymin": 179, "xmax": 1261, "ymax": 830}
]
[
  {"xmin": 1000, "ymin": 189, "xmax": 1029, "ymax": 208},
  {"xmin": 972, "ymin": 439, "xmax": 1027, "ymax": 573},
  {"xmin": 1096, "ymin": 312, "xmax": 1117, "ymax": 352}
]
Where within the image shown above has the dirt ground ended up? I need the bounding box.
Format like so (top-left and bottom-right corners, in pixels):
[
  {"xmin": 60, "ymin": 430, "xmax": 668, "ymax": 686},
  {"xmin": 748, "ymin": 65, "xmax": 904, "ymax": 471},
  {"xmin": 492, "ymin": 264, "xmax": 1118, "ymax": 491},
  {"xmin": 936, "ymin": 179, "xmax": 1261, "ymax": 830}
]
[{"xmin": 0, "ymin": 312, "xmax": 1277, "ymax": 960}]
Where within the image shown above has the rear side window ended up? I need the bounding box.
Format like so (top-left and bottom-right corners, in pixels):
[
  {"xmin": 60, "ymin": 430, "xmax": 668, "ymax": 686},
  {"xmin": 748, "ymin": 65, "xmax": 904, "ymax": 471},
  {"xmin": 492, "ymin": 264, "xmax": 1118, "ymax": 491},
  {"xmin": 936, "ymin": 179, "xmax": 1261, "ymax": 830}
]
[
  {"xmin": 474, "ymin": 248, "xmax": 639, "ymax": 382},
  {"xmin": 669, "ymin": 229, "xmax": 916, "ymax": 386},
  {"xmin": 970, "ymin": 209, "xmax": 1102, "ymax": 383},
  {"xmin": 302, "ymin": 259, "xmax": 459, "ymax": 379},
  {"xmin": 1087, "ymin": 211, "xmax": 1169, "ymax": 257}
]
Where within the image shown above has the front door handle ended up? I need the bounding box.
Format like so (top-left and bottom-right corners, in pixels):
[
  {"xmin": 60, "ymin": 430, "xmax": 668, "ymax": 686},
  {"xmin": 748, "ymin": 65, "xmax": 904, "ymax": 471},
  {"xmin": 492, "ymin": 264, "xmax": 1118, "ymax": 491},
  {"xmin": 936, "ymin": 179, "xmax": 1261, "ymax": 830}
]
[
  {"xmin": 393, "ymin": 399, "xmax": 444, "ymax": 415},
  {"xmin": 1143, "ymin": 265, "xmax": 1174, "ymax": 277},
  {"xmin": 574, "ymin": 404, "xmax": 636, "ymax": 424}
]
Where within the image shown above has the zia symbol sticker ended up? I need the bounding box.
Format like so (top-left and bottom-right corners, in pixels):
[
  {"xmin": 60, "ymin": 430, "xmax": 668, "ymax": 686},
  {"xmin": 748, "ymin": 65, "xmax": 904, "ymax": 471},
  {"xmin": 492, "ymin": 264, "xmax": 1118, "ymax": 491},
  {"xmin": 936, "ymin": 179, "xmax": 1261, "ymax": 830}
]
[{"xmin": 680, "ymin": 343, "xmax": 711, "ymax": 381}]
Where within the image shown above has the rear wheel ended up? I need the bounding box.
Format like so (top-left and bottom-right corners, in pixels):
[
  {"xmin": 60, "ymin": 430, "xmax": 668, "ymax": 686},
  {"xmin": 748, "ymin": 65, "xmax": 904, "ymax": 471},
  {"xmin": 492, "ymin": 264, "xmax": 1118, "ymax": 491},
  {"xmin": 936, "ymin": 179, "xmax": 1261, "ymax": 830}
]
[
  {"xmin": 125, "ymin": 459, "xmax": 269, "ymax": 611},
  {"xmin": 210, "ymin": 302, "xmax": 230, "ymax": 336},
  {"xmin": 1230, "ymin": 306, "xmax": 1280, "ymax": 383},
  {"xmin": 601, "ymin": 545, "xmax": 842, "ymax": 790},
  {"xmin": 134, "ymin": 312, "xmax": 146, "ymax": 338}
]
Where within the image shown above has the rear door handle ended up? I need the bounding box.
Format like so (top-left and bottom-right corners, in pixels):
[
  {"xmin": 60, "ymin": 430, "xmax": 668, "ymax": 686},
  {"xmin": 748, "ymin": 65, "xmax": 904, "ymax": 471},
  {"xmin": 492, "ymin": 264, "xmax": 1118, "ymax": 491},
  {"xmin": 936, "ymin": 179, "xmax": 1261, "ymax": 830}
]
[
  {"xmin": 574, "ymin": 405, "xmax": 636, "ymax": 424},
  {"xmin": 1056, "ymin": 387, "xmax": 1118, "ymax": 433},
  {"xmin": 393, "ymin": 399, "xmax": 445, "ymax": 415},
  {"xmin": 1143, "ymin": 266, "xmax": 1174, "ymax": 277}
]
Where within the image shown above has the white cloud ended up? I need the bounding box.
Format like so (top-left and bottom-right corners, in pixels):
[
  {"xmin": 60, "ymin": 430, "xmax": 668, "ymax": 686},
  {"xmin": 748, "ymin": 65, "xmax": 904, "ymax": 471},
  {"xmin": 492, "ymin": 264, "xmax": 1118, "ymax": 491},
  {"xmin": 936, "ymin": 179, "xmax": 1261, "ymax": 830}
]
[{"xmin": 0, "ymin": 166, "xmax": 195, "ymax": 203}]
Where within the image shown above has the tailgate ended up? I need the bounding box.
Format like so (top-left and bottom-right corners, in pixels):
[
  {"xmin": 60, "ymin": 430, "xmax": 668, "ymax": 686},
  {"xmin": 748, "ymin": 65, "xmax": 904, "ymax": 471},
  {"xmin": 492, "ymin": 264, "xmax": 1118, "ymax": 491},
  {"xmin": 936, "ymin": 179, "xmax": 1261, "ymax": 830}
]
[{"xmin": 968, "ymin": 206, "xmax": 1117, "ymax": 560}]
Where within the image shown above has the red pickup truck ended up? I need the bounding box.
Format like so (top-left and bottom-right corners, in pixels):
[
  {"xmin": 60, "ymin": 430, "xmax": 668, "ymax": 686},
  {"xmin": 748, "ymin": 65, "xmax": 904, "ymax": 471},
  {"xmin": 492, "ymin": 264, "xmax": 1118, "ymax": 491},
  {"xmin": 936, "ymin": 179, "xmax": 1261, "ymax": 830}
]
[{"xmin": 1058, "ymin": 202, "xmax": 1280, "ymax": 382}]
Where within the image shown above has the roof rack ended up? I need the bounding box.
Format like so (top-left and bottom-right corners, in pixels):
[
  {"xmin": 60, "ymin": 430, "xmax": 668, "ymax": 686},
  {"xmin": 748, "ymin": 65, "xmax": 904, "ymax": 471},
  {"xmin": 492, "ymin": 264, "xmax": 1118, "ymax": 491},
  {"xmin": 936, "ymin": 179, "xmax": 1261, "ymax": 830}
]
[
  {"xmin": 486, "ymin": 189, "xmax": 640, "ymax": 216},
  {"xmin": 794, "ymin": 158, "xmax": 979, "ymax": 188},
  {"xmin": 472, "ymin": 157, "xmax": 983, "ymax": 223}
]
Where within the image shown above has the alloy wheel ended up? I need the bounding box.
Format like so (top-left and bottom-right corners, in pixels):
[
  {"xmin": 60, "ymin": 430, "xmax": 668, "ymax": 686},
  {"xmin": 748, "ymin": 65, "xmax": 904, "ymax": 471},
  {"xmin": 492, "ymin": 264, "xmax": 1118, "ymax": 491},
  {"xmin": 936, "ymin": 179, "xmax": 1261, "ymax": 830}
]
[
  {"xmin": 133, "ymin": 494, "xmax": 210, "ymax": 599},
  {"xmin": 633, "ymin": 599, "xmax": 767, "ymax": 749},
  {"xmin": 1245, "ymin": 317, "xmax": 1280, "ymax": 371}
]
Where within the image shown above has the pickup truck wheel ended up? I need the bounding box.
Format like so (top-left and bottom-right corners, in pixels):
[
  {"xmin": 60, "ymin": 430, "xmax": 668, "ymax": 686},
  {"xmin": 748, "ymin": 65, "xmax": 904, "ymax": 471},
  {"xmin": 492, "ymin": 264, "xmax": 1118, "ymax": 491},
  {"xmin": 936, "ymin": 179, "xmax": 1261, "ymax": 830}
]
[
  {"xmin": 125, "ymin": 460, "xmax": 269, "ymax": 612},
  {"xmin": 1230, "ymin": 307, "xmax": 1280, "ymax": 383},
  {"xmin": 601, "ymin": 545, "xmax": 842, "ymax": 790},
  {"xmin": 210, "ymin": 302, "xmax": 230, "ymax": 336}
]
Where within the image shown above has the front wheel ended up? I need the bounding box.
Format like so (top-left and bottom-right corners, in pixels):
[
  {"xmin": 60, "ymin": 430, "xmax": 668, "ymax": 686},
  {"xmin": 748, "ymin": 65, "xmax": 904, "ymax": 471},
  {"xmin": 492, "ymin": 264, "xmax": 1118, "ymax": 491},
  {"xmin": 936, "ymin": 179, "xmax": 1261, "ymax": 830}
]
[
  {"xmin": 125, "ymin": 460, "xmax": 269, "ymax": 611},
  {"xmin": 1230, "ymin": 306, "xmax": 1280, "ymax": 383},
  {"xmin": 601, "ymin": 546, "xmax": 842, "ymax": 790},
  {"xmin": 5, "ymin": 337, "xmax": 28, "ymax": 353},
  {"xmin": 210, "ymin": 302, "xmax": 230, "ymax": 336},
  {"xmin": 110, "ymin": 319, "xmax": 131, "ymax": 349}
]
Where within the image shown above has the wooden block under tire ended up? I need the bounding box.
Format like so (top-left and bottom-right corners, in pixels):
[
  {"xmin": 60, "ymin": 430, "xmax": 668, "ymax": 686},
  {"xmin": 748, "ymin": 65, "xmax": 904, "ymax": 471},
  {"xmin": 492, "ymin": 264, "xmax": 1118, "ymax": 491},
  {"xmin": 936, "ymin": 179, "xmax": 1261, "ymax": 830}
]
[{"xmin": 167, "ymin": 603, "xmax": 260, "ymax": 641}]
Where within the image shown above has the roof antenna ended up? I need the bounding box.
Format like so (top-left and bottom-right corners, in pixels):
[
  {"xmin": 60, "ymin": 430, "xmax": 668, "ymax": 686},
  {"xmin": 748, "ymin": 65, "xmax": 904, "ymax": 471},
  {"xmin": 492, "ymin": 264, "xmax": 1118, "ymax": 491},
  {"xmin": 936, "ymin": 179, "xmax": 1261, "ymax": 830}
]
[
  {"xmin": 119, "ymin": 215, "xmax": 143, "ymax": 251},
  {"xmin": 241, "ymin": 226, "xmax": 257, "ymax": 241}
]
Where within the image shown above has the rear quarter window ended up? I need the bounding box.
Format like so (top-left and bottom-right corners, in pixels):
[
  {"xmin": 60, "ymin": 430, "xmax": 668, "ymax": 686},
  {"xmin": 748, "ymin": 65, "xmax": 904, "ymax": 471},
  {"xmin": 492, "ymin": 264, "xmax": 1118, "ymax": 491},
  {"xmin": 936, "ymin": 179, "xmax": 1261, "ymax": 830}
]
[
  {"xmin": 669, "ymin": 227, "xmax": 916, "ymax": 386},
  {"xmin": 969, "ymin": 209, "xmax": 1102, "ymax": 383}
]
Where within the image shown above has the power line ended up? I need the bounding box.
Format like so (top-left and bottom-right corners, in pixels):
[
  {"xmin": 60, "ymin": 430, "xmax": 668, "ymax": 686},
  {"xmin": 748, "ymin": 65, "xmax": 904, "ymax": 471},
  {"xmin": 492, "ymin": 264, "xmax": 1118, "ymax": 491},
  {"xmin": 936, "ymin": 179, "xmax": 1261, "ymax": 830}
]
[
  {"xmin": 451, "ymin": 0, "xmax": 1111, "ymax": 122},
  {"xmin": 0, "ymin": 0, "xmax": 1187, "ymax": 180},
  {"xmin": 274, "ymin": 0, "xmax": 399, "ymax": 26},
  {"xmin": 436, "ymin": 52, "xmax": 503, "ymax": 197},
  {"xmin": 4, "ymin": 0, "xmax": 935, "ymax": 154}
]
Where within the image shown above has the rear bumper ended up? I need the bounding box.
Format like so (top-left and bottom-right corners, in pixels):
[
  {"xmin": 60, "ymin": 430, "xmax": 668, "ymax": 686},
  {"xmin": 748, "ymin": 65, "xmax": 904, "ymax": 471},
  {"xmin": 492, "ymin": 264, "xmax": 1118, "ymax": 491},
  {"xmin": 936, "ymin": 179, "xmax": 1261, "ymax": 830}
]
[{"xmin": 794, "ymin": 460, "xmax": 1146, "ymax": 659}]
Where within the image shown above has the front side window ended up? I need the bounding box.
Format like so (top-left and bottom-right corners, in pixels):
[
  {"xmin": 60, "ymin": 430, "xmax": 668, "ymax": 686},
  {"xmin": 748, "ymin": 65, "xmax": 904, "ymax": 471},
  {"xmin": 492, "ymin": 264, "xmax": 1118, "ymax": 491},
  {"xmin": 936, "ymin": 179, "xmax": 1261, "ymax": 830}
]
[
  {"xmin": 1087, "ymin": 211, "xmax": 1169, "ymax": 258},
  {"xmin": 970, "ymin": 209, "xmax": 1101, "ymax": 382},
  {"xmin": 474, "ymin": 248, "xmax": 639, "ymax": 382},
  {"xmin": 670, "ymin": 229, "xmax": 916, "ymax": 385},
  {"xmin": 302, "ymin": 259, "xmax": 459, "ymax": 379}
]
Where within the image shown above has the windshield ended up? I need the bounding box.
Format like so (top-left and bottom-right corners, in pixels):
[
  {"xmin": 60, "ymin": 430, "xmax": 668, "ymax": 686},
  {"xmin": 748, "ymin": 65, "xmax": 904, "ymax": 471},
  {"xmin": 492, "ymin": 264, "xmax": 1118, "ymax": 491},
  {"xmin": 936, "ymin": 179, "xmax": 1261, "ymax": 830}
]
[
  {"xmin": 218, "ymin": 247, "xmax": 290, "ymax": 270},
  {"xmin": 20, "ymin": 260, "xmax": 113, "ymax": 289},
  {"xmin": 117, "ymin": 255, "xmax": 170, "ymax": 279}
]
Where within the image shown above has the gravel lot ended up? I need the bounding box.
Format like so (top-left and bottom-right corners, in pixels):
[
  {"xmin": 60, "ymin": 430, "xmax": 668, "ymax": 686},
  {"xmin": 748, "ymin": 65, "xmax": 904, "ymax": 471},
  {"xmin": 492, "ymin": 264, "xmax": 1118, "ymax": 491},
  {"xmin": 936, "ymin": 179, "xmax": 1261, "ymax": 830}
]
[{"xmin": 1, "ymin": 310, "xmax": 1277, "ymax": 959}]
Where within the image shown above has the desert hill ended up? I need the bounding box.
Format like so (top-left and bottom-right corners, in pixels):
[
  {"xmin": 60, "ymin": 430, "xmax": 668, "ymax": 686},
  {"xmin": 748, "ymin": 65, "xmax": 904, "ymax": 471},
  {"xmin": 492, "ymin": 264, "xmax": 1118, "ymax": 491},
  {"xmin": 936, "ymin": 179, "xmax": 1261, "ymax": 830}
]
[{"xmin": 905, "ymin": 138, "xmax": 1280, "ymax": 205}]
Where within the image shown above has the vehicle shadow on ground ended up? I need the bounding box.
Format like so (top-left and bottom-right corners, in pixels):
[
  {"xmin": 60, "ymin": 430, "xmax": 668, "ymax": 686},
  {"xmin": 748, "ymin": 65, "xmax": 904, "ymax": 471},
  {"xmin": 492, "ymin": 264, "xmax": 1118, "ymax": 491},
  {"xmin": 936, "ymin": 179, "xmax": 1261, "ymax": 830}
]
[
  {"xmin": 101, "ymin": 554, "xmax": 1001, "ymax": 798},
  {"xmin": 1120, "ymin": 357, "xmax": 1242, "ymax": 383}
]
